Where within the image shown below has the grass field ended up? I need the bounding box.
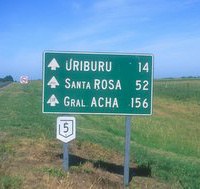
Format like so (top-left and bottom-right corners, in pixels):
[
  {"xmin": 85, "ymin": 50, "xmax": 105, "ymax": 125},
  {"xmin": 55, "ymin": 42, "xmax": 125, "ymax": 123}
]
[{"xmin": 0, "ymin": 79, "xmax": 200, "ymax": 188}]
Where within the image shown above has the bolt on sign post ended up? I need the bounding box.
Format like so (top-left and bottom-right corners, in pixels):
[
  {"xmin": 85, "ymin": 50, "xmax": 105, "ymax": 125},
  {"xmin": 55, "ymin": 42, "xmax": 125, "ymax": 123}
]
[{"xmin": 42, "ymin": 51, "xmax": 153, "ymax": 186}]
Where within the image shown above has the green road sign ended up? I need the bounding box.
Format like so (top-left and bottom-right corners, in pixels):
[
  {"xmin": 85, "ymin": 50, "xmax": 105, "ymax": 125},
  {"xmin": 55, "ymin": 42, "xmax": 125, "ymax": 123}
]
[{"xmin": 42, "ymin": 51, "xmax": 153, "ymax": 115}]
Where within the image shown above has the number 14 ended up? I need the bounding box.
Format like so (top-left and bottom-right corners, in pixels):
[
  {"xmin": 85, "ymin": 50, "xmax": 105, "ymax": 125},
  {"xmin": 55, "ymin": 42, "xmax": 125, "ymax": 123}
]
[{"xmin": 138, "ymin": 62, "xmax": 149, "ymax": 72}]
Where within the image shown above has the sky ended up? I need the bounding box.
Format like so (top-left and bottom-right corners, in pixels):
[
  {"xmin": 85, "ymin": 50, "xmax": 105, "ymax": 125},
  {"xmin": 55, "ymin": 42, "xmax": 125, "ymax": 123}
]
[{"xmin": 0, "ymin": 0, "xmax": 200, "ymax": 80}]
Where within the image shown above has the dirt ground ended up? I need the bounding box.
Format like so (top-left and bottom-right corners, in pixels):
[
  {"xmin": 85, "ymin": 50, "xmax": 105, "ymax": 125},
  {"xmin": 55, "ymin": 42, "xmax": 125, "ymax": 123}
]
[{"xmin": 0, "ymin": 135, "xmax": 173, "ymax": 189}]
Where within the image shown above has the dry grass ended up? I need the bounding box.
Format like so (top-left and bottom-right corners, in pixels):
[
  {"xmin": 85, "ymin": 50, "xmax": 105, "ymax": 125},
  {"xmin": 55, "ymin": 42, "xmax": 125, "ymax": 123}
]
[{"xmin": 0, "ymin": 135, "xmax": 171, "ymax": 189}]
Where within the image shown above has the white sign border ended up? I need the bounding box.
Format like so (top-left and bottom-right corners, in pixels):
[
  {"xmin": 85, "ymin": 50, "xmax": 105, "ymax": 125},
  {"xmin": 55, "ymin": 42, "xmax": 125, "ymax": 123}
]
[{"xmin": 42, "ymin": 51, "xmax": 154, "ymax": 116}]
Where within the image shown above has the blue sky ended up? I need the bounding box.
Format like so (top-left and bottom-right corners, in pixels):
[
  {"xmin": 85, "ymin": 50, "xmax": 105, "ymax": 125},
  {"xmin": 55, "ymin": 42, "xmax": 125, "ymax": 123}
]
[{"xmin": 0, "ymin": 0, "xmax": 200, "ymax": 80}]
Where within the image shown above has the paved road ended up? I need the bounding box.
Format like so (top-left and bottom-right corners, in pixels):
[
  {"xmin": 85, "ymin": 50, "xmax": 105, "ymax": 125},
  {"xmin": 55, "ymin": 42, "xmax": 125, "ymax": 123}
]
[{"xmin": 0, "ymin": 81, "xmax": 13, "ymax": 91}]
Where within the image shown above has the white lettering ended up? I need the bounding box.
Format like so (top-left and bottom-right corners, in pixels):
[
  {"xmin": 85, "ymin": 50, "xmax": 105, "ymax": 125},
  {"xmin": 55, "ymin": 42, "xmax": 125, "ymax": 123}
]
[
  {"xmin": 66, "ymin": 59, "xmax": 72, "ymax": 71},
  {"xmin": 65, "ymin": 78, "xmax": 70, "ymax": 88},
  {"xmin": 91, "ymin": 61, "xmax": 97, "ymax": 71},
  {"xmin": 98, "ymin": 61, "xmax": 105, "ymax": 71},
  {"xmin": 91, "ymin": 97, "xmax": 97, "ymax": 107},
  {"xmin": 74, "ymin": 60, "xmax": 79, "ymax": 71},
  {"xmin": 64, "ymin": 96, "xmax": 70, "ymax": 106},
  {"xmin": 115, "ymin": 80, "xmax": 121, "ymax": 90},
  {"xmin": 108, "ymin": 80, "xmax": 114, "ymax": 90},
  {"xmin": 65, "ymin": 78, "xmax": 91, "ymax": 89},
  {"xmin": 91, "ymin": 97, "xmax": 119, "ymax": 108},
  {"xmin": 84, "ymin": 61, "xmax": 90, "ymax": 71},
  {"xmin": 64, "ymin": 96, "xmax": 85, "ymax": 107},
  {"xmin": 94, "ymin": 79, "xmax": 121, "ymax": 90},
  {"xmin": 66, "ymin": 59, "xmax": 112, "ymax": 72},
  {"xmin": 94, "ymin": 79, "xmax": 101, "ymax": 90},
  {"xmin": 99, "ymin": 97, "xmax": 104, "ymax": 107}
]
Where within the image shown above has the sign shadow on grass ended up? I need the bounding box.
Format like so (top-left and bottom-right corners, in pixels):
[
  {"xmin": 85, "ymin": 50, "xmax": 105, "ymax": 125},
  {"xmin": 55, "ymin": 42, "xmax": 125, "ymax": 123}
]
[{"xmin": 59, "ymin": 153, "xmax": 151, "ymax": 182}]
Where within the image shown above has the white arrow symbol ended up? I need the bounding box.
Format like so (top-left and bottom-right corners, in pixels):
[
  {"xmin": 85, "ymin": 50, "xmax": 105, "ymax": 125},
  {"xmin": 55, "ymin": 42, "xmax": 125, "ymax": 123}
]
[
  {"xmin": 48, "ymin": 58, "xmax": 60, "ymax": 70},
  {"xmin": 47, "ymin": 76, "xmax": 59, "ymax": 88},
  {"xmin": 47, "ymin": 94, "xmax": 59, "ymax": 106}
]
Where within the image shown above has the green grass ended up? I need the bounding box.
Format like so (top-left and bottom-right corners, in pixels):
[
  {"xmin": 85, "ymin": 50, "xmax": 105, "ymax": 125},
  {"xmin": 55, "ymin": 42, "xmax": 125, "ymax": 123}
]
[
  {"xmin": 0, "ymin": 79, "xmax": 200, "ymax": 188},
  {"xmin": 0, "ymin": 176, "xmax": 22, "ymax": 189},
  {"xmin": 0, "ymin": 81, "xmax": 56, "ymax": 138},
  {"xmin": 154, "ymin": 78, "xmax": 200, "ymax": 102},
  {"xmin": 41, "ymin": 167, "xmax": 65, "ymax": 178}
]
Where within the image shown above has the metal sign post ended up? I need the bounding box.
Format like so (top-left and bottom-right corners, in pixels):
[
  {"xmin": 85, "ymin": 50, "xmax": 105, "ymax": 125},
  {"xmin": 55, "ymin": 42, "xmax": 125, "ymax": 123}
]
[
  {"xmin": 63, "ymin": 143, "xmax": 69, "ymax": 171},
  {"xmin": 56, "ymin": 116, "xmax": 76, "ymax": 172},
  {"xmin": 124, "ymin": 116, "xmax": 131, "ymax": 187}
]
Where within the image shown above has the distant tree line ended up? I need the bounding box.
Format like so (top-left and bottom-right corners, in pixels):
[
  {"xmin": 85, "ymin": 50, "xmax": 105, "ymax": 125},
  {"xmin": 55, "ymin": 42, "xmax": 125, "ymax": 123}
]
[
  {"xmin": 0, "ymin": 75, "xmax": 14, "ymax": 82},
  {"xmin": 181, "ymin": 76, "xmax": 200, "ymax": 79},
  {"xmin": 162, "ymin": 76, "xmax": 200, "ymax": 80}
]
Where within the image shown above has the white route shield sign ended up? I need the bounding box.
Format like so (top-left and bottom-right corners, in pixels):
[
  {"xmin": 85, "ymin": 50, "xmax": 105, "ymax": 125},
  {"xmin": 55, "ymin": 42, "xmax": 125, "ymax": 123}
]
[{"xmin": 56, "ymin": 116, "xmax": 76, "ymax": 143}]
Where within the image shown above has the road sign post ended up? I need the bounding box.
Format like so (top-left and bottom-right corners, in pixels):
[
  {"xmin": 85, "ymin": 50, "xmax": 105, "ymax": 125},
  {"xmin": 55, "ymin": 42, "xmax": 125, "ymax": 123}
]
[
  {"xmin": 43, "ymin": 51, "xmax": 153, "ymax": 186},
  {"xmin": 56, "ymin": 116, "xmax": 76, "ymax": 171},
  {"xmin": 63, "ymin": 143, "xmax": 69, "ymax": 172},
  {"xmin": 124, "ymin": 116, "xmax": 131, "ymax": 187}
]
